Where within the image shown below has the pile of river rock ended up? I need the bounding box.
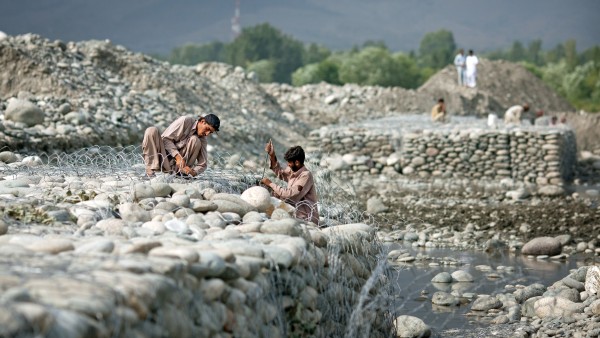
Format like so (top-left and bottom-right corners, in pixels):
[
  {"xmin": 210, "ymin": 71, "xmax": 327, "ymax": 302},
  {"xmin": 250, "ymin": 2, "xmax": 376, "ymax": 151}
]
[{"xmin": 0, "ymin": 152, "xmax": 398, "ymax": 337}]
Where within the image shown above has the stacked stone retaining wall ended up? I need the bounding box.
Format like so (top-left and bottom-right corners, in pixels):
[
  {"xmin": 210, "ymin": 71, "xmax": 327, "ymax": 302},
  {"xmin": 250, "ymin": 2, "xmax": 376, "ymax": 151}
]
[{"xmin": 309, "ymin": 122, "xmax": 577, "ymax": 185}]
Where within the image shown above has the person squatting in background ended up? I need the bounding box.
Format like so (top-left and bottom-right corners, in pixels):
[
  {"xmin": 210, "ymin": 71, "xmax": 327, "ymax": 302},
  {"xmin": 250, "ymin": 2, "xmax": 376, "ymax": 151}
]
[
  {"xmin": 431, "ymin": 98, "xmax": 447, "ymax": 122},
  {"xmin": 504, "ymin": 103, "xmax": 530, "ymax": 125}
]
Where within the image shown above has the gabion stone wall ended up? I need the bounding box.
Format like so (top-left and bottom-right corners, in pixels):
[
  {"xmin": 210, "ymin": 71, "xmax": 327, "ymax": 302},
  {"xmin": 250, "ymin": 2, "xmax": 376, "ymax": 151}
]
[{"xmin": 309, "ymin": 122, "xmax": 577, "ymax": 185}]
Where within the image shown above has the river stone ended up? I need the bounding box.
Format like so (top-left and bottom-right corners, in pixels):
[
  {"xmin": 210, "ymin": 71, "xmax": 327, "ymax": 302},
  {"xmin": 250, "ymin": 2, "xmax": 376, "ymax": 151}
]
[
  {"xmin": 591, "ymin": 299, "xmax": 600, "ymax": 315},
  {"xmin": 240, "ymin": 186, "xmax": 273, "ymax": 213},
  {"xmin": 543, "ymin": 287, "xmax": 579, "ymax": 302},
  {"xmin": 515, "ymin": 283, "xmax": 547, "ymax": 303},
  {"xmin": 133, "ymin": 184, "xmax": 155, "ymax": 200},
  {"xmin": 521, "ymin": 296, "xmax": 542, "ymax": 317},
  {"xmin": 263, "ymin": 246, "xmax": 294, "ymax": 269},
  {"xmin": 534, "ymin": 296, "xmax": 585, "ymax": 318},
  {"xmin": 0, "ymin": 220, "xmax": 7, "ymax": 235},
  {"xmin": 149, "ymin": 246, "xmax": 199, "ymax": 263},
  {"xmin": 95, "ymin": 218, "xmax": 127, "ymax": 236},
  {"xmin": 585, "ymin": 266, "xmax": 600, "ymax": 296},
  {"xmin": 200, "ymin": 279, "xmax": 226, "ymax": 302},
  {"xmin": 22, "ymin": 156, "xmax": 43, "ymax": 167},
  {"xmin": 431, "ymin": 272, "xmax": 452, "ymax": 283},
  {"xmin": 75, "ymin": 239, "xmax": 115, "ymax": 254},
  {"xmin": 394, "ymin": 315, "xmax": 431, "ymax": 338},
  {"xmin": 5, "ymin": 99, "xmax": 44, "ymax": 126},
  {"xmin": 0, "ymin": 151, "xmax": 19, "ymax": 164},
  {"xmin": 366, "ymin": 196, "xmax": 388, "ymax": 214},
  {"xmin": 537, "ymin": 185, "xmax": 565, "ymax": 197},
  {"xmin": 432, "ymin": 292, "xmax": 458, "ymax": 306},
  {"xmin": 521, "ymin": 237, "xmax": 561, "ymax": 256},
  {"xmin": 190, "ymin": 199, "xmax": 218, "ymax": 213},
  {"xmin": 164, "ymin": 219, "xmax": 189, "ymax": 233},
  {"xmin": 270, "ymin": 208, "xmax": 292, "ymax": 220},
  {"xmin": 26, "ymin": 238, "xmax": 74, "ymax": 254},
  {"xmin": 141, "ymin": 221, "xmax": 166, "ymax": 234},
  {"xmin": 554, "ymin": 234, "xmax": 572, "ymax": 246},
  {"xmin": 213, "ymin": 200, "xmax": 247, "ymax": 217},
  {"xmin": 451, "ymin": 270, "xmax": 474, "ymax": 282},
  {"xmin": 561, "ymin": 276, "xmax": 585, "ymax": 292},
  {"xmin": 242, "ymin": 211, "xmax": 264, "ymax": 223},
  {"xmin": 471, "ymin": 296, "xmax": 503, "ymax": 311},
  {"xmin": 260, "ymin": 219, "xmax": 301, "ymax": 236},
  {"xmin": 211, "ymin": 193, "xmax": 256, "ymax": 211},
  {"xmin": 118, "ymin": 202, "xmax": 152, "ymax": 223},
  {"xmin": 169, "ymin": 194, "xmax": 190, "ymax": 208}
]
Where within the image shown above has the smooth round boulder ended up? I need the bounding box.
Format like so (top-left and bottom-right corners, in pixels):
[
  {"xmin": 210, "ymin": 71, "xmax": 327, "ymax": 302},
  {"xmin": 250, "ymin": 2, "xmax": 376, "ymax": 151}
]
[
  {"xmin": 521, "ymin": 237, "xmax": 562, "ymax": 256},
  {"xmin": 5, "ymin": 99, "xmax": 44, "ymax": 126},
  {"xmin": 240, "ymin": 186, "xmax": 272, "ymax": 213},
  {"xmin": 394, "ymin": 315, "xmax": 431, "ymax": 338}
]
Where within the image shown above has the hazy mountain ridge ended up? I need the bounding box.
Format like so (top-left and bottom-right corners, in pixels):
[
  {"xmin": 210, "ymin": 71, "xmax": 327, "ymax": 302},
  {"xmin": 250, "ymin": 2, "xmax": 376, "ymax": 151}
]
[{"xmin": 1, "ymin": 0, "xmax": 598, "ymax": 54}]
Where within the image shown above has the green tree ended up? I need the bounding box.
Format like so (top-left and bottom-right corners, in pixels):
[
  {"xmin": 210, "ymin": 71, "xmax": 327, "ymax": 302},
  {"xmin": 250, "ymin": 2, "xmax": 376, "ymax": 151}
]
[
  {"xmin": 545, "ymin": 43, "xmax": 566, "ymax": 64},
  {"xmin": 224, "ymin": 23, "xmax": 304, "ymax": 83},
  {"xmin": 303, "ymin": 43, "xmax": 331, "ymax": 65},
  {"xmin": 563, "ymin": 61, "xmax": 600, "ymax": 108},
  {"xmin": 541, "ymin": 60, "xmax": 569, "ymax": 97},
  {"xmin": 527, "ymin": 39, "xmax": 542, "ymax": 65},
  {"xmin": 291, "ymin": 63, "xmax": 320, "ymax": 86},
  {"xmin": 564, "ymin": 39, "xmax": 578, "ymax": 70},
  {"xmin": 392, "ymin": 52, "xmax": 422, "ymax": 89},
  {"xmin": 167, "ymin": 42, "xmax": 225, "ymax": 65},
  {"xmin": 508, "ymin": 41, "xmax": 526, "ymax": 61},
  {"xmin": 247, "ymin": 59, "xmax": 277, "ymax": 83},
  {"xmin": 418, "ymin": 30, "xmax": 456, "ymax": 69}
]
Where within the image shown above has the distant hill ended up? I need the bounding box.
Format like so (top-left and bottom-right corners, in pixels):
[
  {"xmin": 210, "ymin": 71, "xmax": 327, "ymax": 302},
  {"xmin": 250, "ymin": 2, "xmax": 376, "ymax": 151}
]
[{"xmin": 1, "ymin": 0, "xmax": 599, "ymax": 54}]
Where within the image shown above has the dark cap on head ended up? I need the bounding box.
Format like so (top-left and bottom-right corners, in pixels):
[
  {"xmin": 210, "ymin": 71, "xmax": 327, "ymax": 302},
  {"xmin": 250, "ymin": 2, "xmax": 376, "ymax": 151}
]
[{"xmin": 203, "ymin": 114, "xmax": 220, "ymax": 131}]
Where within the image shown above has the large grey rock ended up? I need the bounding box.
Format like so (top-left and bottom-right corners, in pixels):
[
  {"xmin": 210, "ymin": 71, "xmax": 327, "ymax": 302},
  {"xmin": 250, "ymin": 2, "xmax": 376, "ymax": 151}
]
[
  {"xmin": 5, "ymin": 99, "xmax": 44, "ymax": 126},
  {"xmin": 451, "ymin": 270, "xmax": 474, "ymax": 282},
  {"xmin": 431, "ymin": 272, "xmax": 452, "ymax": 283},
  {"xmin": 211, "ymin": 193, "xmax": 257, "ymax": 216},
  {"xmin": 95, "ymin": 218, "xmax": 127, "ymax": 236},
  {"xmin": 514, "ymin": 283, "xmax": 547, "ymax": 303},
  {"xmin": 533, "ymin": 296, "xmax": 585, "ymax": 318},
  {"xmin": 431, "ymin": 292, "xmax": 458, "ymax": 306},
  {"xmin": 260, "ymin": 219, "xmax": 302, "ymax": 237},
  {"xmin": 366, "ymin": 196, "xmax": 388, "ymax": 214},
  {"xmin": 0, "ymin": 220, "xmax": 7, "ymax": 235},
  {"xmin": 585, "ymin": 266, "xmax": 600, "ymax": 296},
  {"xmin": 537, "ymin": 185, "xmax": 565, "ymax": 197},
  {"xmin": 0, "ymin": 151, "xmax": 18, "ymax": 164},
  {"xmin": 521, "ymin": 237, "xmax": 562, "ymax": 256},
  {"xmin": 118, "ymin": 202, "xmax": 152, "ymax": 223},
  {"xmin": 394, "ymin": 315, "xmax": 431, "ymax": 338},
  {"xmin": 471, "ymin": 296, "xmax": 503, "ymax": 311}
]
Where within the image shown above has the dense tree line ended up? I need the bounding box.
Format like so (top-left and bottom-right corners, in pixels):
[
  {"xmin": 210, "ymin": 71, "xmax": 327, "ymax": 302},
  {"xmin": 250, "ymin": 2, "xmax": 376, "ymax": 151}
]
[{"xmin": 158, "ymin": 23, "xmax": 599, "ymax": 111}]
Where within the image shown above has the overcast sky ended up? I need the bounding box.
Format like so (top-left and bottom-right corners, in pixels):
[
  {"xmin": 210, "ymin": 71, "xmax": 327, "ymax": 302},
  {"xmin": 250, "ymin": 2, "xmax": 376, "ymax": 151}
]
[{"xmin": 1, "ymin": 0, "xmax": 599, "ymax": 54}]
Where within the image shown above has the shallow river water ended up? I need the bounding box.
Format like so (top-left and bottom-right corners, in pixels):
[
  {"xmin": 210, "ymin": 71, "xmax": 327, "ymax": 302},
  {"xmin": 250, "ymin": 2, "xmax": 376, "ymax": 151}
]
[{"xmin": 386, "ymin": 243, "xmax": 597, "ymax": 334}]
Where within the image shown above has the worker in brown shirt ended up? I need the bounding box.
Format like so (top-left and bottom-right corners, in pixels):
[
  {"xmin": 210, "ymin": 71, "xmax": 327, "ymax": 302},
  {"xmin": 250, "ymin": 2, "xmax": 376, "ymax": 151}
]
[
  {"xmin": 142, "ymin": 114, "xmax": 220, "ymax": 177},
  {"xmin": 261, "ymin": 141, "xmax": 320, "ymax": 225}
]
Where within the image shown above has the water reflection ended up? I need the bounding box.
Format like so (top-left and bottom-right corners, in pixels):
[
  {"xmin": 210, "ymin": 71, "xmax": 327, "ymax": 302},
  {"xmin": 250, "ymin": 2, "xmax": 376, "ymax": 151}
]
[{"xmin": 387, "ymin": 242, "xmax": 589, "ymax": 332}]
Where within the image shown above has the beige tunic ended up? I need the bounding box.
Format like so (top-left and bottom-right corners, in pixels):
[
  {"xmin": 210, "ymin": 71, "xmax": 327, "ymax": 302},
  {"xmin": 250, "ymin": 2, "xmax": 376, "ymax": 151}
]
[
  {"xmin": 143, "ymin": 116, "xmax": 208, "ymax": 174},
  {"xmin": 431, "ymin": 103, "xmax": 446, "ymax": 122},
  {"xmin": 268, "ymin": 163, "xmax": 320, "ymax": 225}
]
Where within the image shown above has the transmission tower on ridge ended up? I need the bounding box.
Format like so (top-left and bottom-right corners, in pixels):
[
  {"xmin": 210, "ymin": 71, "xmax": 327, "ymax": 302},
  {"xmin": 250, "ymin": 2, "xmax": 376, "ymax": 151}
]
[{"xmin": 231, "ymin": 0, "xmax": 241, "ymax": 39}]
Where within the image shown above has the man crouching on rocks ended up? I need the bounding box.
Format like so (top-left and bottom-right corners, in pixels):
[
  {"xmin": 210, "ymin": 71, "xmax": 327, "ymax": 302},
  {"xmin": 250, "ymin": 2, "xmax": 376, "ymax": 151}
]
[
  {"xmin": 261, "ymin": 140, "xmax": 320, "ymax": 226},
  {"xmin": 142, "ymin": 114, "xmax": 220, "ymax": 177}
]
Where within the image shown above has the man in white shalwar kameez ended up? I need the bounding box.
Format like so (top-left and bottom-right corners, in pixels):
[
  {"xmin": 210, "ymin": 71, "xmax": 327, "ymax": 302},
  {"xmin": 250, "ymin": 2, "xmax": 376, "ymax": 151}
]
[{"xmin": 465, "ymin": 50, "xmax": 479, "ymax": 88}]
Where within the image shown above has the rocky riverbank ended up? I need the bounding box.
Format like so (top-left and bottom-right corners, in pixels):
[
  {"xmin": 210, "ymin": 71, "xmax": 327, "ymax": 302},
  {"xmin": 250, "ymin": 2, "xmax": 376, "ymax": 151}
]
[{"xmin": 0, "ymin": 151, "xmax": 397, "ymax": 338}]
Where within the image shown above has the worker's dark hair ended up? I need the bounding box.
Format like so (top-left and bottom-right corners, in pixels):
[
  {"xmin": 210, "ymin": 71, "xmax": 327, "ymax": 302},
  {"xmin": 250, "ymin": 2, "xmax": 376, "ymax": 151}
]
[
  {"xmin": 438, "ymin": 98, "xmax": 444, "ymax": 103},
  {"xmin": 284, "ymin": 146, "xmax": 305, "ymax": 164}
]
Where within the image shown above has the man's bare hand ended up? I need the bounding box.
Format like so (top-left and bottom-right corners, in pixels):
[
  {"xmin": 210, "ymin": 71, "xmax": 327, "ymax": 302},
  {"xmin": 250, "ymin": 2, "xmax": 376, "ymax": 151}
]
[
  {"xmin": 260, "ymin": 177, "xmax": 272, "ymax": 186},
  {"xmin": 175, "ymin": 154, "xmax": 186, "ymax": 170},
  {"xmin": 264, "ymin": 139, "xmax": 274, "ymax": 156},
  {"xmin": 182, "ymin": 166, "xmax": 196, "ymax": 176}
]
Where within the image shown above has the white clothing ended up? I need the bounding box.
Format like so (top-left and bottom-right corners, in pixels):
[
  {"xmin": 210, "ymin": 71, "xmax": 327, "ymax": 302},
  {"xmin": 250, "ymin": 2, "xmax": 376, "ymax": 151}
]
[
  {"xmin": 504, "ymin": 105, "xmax": 525, "ymax": 124},
  {"xmin": 465, "ymin": 55, "xmax": 479, "ymax": 87}
]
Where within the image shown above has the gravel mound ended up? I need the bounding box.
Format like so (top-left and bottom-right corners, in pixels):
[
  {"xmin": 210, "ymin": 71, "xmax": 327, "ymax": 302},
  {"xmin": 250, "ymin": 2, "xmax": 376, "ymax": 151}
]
[{"xmin": 0, "ymin": 34, "xmax": 305, "ymax": 158}]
